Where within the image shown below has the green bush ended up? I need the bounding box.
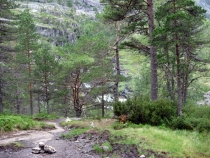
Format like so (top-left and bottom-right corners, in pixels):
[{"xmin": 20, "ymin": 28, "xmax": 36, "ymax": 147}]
[
  {"xmin": 113, "ymin": 97, "xmax": 176, "ymax": 125},
  {"xmin": 170, "ymin": 105, "xmax": 210, "ymax": 132},
  {"xmin": 0, "ymin": 115, "xmax": 38, "ymax": 132},
  {"xmin": 113, "ymin": 100, "xmax": 130, "ymax": 116},
  {"xmin": 170, "ymin": 114, "xmax": 194, "ymax": 130}
]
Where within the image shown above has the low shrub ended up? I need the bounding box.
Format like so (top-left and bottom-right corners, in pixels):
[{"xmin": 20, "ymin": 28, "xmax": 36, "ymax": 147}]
[
  {"xmin": 170, "ymin": 105, "xmax": 210, "ymax": 132},
  {"xmin": 113, "ymin": 97, "xmax": 176, "ymax": 125},
  {"xmin": 0, "ymin": 115, "xmax": 39, "ymax": 132}
]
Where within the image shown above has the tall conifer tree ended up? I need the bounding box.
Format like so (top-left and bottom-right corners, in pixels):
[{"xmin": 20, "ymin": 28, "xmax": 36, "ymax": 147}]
[
  {"xmin": 16, "ymin": 8, "xmax": 39, "ymax": 116},
  {"xmin": 153, "ymin": 0, "xmax": 206, "ymax": 115},
  {"xmin": 101, "ymin": 0, "xmax": 158, "ymax": 100},
  {"xmin": 0, "ymin": 0, "xmax": 17, "ymax": 113}
]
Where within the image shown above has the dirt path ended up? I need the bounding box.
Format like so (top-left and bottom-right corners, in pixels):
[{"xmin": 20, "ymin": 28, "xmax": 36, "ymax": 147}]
[{"xmin": 0, "ymin": 118, "xmax": 101, "ymax": 158}]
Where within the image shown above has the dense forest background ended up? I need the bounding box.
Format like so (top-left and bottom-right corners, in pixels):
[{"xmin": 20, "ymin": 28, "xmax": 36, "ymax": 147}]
[{"xmin": 1, "ymin": 0, "xmax": 210, "ymax": 121}]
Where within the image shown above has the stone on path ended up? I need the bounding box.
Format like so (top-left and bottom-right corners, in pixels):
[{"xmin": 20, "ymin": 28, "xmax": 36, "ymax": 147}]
[
  {"xmin": 39, "ymin": 142, "xmax": 45, "ymax": 150},
  {"xmin": 44, "ymin": 145, "xmax": 56, "ymax": 154},
  {"xmin": 32, "ymin": 142, "xmax": 56, "ymax": 154},
  {"xmin": 32, "ymin": 147, "xmax": 41, "ymax": 154}
]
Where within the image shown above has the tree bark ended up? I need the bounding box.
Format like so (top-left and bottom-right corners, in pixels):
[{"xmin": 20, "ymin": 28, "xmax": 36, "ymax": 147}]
[
  {"xmin": 173, "ymin": 0, "xmax": 182, "ymax": 115},
  {"xmin": 27, "ymin": 45, "xmax": 33, "ymax": 116},
  {"xmin": 164, "ymin": 46, "xmax": 175, "ymax": 101},
  {"xmin": 37, "ymin": 93, "xmax": 41, "ymax": 113},
  {"xmin": 29, "ymin": 82, "xmax": 33, "ymax": 116},
  {"xmin": 71, "ymin": 70, "xmax": 83, "ymax": 117},
  {"xmin": 15, "ymin": 83, "xmax": 20, "ymax": 114},
  {"xmin": 148, "ymin": 0, "xmax": 158, "ymax": 100},
  {"xmin": 113, "ymin": 21, "xmax": 121, "ymax": 102},
  {"xmin": 44, "ymin": 71, "xmax": 49, "ymax": 114},
  {"xmin": 102, "ymin": 92, "xmax": 105, "ymax": 118},
  {"xmin": 0, "ymin": 77, "xmax": 3, "ymax": 113},
  {"xmin": 182, "ymin": 52, "xmax": 189, "ymax": 105}
]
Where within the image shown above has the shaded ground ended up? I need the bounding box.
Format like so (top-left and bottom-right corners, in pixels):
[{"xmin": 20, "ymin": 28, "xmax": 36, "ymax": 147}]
[{"xmin": 0, "ymin": 118, "xmax": 168, "ymax": 158}]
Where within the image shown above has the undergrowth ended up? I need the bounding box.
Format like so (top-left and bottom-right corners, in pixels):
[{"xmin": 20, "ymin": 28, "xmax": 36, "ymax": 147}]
[
  {"xmin": 0, "ymin": 114, "xmax": 53, "ymax": 132},
  {"xmin": 33, "ymin": 112, "xmax": 59, "ymax": 120}
]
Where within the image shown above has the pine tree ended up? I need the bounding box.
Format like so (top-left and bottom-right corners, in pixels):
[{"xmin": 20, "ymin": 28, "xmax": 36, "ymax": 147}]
[
  {"xmin": 101, "ymin": 0, "xmax": 158, "ymax": 100},
  {"xmin": 85, "ymin": 21, "xmax": 115, "ymax": 117},
  {"xmin": 153, "ymin": 0, "xmax": 206, "ymax": 115},
  {"xmin": 34, "ymin": 42, "xmax": 59, "ymax": 114},
  {"xmin": 16, "ymin": 8, "xmax": 39, "ymax": 116},
  {"xmin": 59, "ymin": 20, "xmax": 115, "ymax": 117},
  {"xmin": 0, "ymin": 0, "xmax": 17, "ymax": 113}
]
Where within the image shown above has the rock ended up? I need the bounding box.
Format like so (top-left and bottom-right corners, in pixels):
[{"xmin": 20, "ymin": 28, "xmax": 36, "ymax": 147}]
[
  {"xmin": 139, "ymin": 155, "xmax": 146, "ymax": 158},
  {"xmin": 40, "ymin": 149, "xmax": 45, "ymax": 154},
  {"xmin": 65, "ymin": 117, "xmax": 72, "ymax": 122},
  {"xmin": 38, "ymin": 142, "xmax": 45, "ymax": 150},
  {"xmin": 44, "ymin": 145, "xmax": 56, "ymax": 154},
  {"xmin": 32, "ymin": 147, "xmax": 41, "ymax": 154},
  {"xmin": 90, "ymin": 122, "xmax": 95, "ymax": 128},
  {"xmin": 101, "ymin": 145, "xmax": 109, "ymax": 151}
]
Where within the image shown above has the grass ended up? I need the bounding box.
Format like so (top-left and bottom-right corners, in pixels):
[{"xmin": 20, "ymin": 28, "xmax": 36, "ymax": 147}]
[
  {"xmin": 0, "ymin": 114, "xmax": 55, "ymax": 133},
  {"xmin": 61, "ymin": 119, "xmax": 210, "ymax": 158},
  {"xmin": 109, "ymin": 125, "xmax": 210, "ymax": 158},
  {"xmin": 61, "ymin": 127, "xmax": 89, "ymax": 139},
  {"xmin": 12, "ymin": 141, "xmax": 24, "ymax": 148},
  {"xmin": 33, "ymin": 112, "xmax": 59, "ymax": 121},
  {"xmin": 1, "ymin": 141, "xmax": 25, "ymax": 150},
  {"xmin": 93, "ymin": 141, "xmax": 113, "ymax": 153},
  {"xmin": 93, "ymin": 144, "xmax": 103, "ymax": 153}
]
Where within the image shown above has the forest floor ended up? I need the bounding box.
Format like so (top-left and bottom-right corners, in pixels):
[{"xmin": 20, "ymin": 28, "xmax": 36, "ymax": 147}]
[{"xmin": 0, "ymin": 118, "xmax": 165, "ymax": 158}]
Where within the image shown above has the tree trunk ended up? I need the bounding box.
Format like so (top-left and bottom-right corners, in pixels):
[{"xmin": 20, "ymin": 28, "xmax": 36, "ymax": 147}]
[
  {"xmin": 44, "ymin": 71, "xmax": 49, "ymax": 114},
  {"xmin": 37, "ymin": 93, "xmax": 41, "ymax": 113},
  {"xmin": 29, "ymin": 82, "xmax": 33, "ymax": 116},
  {"xmin": 148, "ymin": 0, "xmax": 158, "ymax": 100},
  {"xmin": 71, "ymin": 70, "xmax": 83, "ymax": 117},
  {"xmin": 28, "ymin": 47, "xmax": 33, "ymax": 116},
  {"xmin": 182, "ymin": 48, "xmax": 190, "ymax": 105},
  {"xmin": 176, "ymin": 42, "xmax": 182, "ymax": 115},
  {"xmin": 102, "ymin": 92, "xmax": 105, "ymax": 118},
  {"xmin": 15, "ymin": 84, "xmax": 20, "ymax": 114},
  {"xmin": 164, "ymin": 46, "xmax": 175, "ymax": 101},
  {"xmin": 173, "ymin": 0, "xmax": 182, "ymax": 115},
  {"xmin": 113, "ymin": 21, "xmax": 121, "ymax": 102},
  {"xmin": 75, "ymin": 107, "xmax": 82, "ymax": 117},
  {"xmin": 0, "ymin": 77, "xmax": 3, "ymax": 113}
]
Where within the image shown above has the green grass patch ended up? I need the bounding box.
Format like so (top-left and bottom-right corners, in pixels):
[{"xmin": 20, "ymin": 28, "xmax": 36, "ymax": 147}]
[
  {"xmin": 12, "ymin": 141, "xmax": 24, "ymax": 148},
  {"xmin": 93, "ymin": 144, "xmax": 103, "ymax": 153},
  {"xmin": 93, "ymin": 141, "xmax": 113, "ymax": 153},
  {"xmin": 33, "ymin": 112, "xmax": 59, "ymax": 121},
  {"xmin": 109, "ymin": 124, "xmax": 210, "ymax": 158},
  {"xmin": 39, "ymin": 122, "xmax": 55, "ymax": 130},
  {"xmin": 0, "ymin": 114, "xmax": 53, "ymax": 133},
  {"xmin": 61, "ymin": 127, "xmax": 89, "ymax": 139}
]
